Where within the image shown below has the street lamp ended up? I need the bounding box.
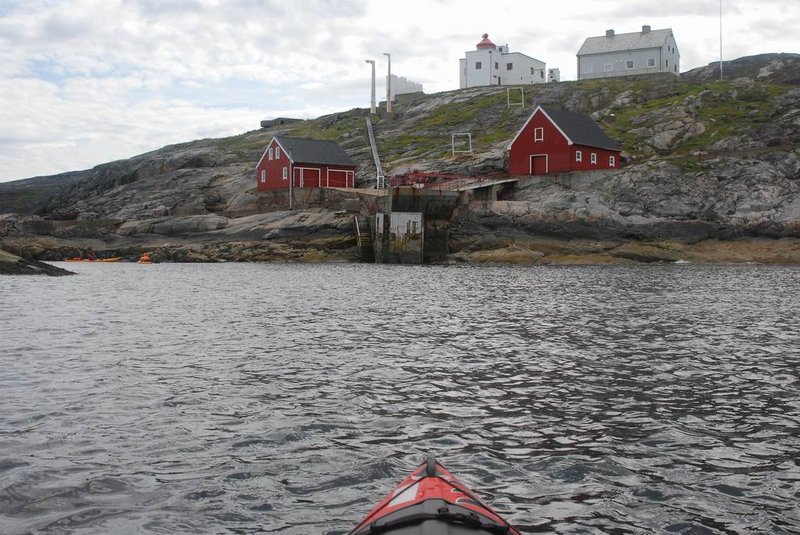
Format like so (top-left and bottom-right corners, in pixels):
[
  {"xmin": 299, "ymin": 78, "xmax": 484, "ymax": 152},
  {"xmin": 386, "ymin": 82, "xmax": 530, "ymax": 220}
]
[
  {"xmin": 383, "ymin": 52, "xmax": 392, "ymax": 113},
  {"xmin": 365, "ymin": 59, "xmax": 376, "ymax": 114}
]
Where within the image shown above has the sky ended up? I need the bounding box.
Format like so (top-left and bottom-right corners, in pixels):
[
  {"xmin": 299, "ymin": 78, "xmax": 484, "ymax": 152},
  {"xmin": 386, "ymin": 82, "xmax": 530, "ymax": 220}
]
[{"xmin": 0, "ymin": 0, "xmax": 798, "ymax": 183}]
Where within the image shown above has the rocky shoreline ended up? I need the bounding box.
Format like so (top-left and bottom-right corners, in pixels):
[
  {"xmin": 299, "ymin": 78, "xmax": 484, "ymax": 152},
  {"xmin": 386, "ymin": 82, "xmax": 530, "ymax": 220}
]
[{"xmin": 2, "ymin": 55, "xmax": 799, "ymax": 268}]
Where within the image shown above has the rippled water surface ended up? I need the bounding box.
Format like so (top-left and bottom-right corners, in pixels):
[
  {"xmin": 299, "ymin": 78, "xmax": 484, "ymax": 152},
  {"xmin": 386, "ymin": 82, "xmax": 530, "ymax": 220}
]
[{"xmin": 1, "ymin": 262, "xmax": 799, "ymax": 534}]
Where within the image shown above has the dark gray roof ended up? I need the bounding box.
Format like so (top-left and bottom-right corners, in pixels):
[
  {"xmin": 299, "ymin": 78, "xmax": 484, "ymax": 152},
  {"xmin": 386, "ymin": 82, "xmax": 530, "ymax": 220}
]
[
  {"xmin": 274, "ymin": 136, "xmax": 356, "ymax": 167},
  {"xmin": 540, "ymin": 106, "xmax": 621, "ymax": 151},
  {"xmin": 577, "ymin": 28, "xmax": 673, "ymax": 56}
]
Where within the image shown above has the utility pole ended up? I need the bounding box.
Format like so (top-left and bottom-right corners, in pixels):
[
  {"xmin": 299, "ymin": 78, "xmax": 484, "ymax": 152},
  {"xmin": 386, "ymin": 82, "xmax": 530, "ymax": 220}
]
[
  {"xmin": 288, "ymin": 148, "xmax": 293, "ymax": 210},
  {"xmin": 719, "ymin": 0, "xmax": 724, "ymax": 81},
  {"xmin": 383, "ymin": 52, "xmax": 392, "ymax": 113},
  {"xmin": 365, "ymin": 59, "xmax": 376, "ymax": 114}
]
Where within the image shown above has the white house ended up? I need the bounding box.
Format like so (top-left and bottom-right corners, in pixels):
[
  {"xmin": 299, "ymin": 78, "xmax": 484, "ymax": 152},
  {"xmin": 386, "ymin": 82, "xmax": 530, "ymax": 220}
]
[
  {"xmin": 459, "ymin": 34, "xmax": 546, "ymax": 88},
  {"xmin": 390, "ymin": 74, "xmax": 423, "ymax": 100},
  {"xmin": 577, "ymin": 26, "xmax": 680, "ymax": 80}
]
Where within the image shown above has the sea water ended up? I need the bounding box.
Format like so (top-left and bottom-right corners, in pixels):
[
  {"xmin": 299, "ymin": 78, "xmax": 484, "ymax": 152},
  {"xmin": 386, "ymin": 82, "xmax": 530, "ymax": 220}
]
[{"xmin": 1, "ymin": 262, "xmax": 798, "ymax": 534}]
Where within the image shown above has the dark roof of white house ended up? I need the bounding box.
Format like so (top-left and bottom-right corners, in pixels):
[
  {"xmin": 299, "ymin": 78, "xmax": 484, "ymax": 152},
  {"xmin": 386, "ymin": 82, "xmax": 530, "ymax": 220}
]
[
  {"xmin": 539, "ymin": 106, "xmax": 622, "ymax": 151},
  {"xmin": 577, "ymin": 28, "xmax": 674, "ymax": 56},
  {"xmin": 274, "ymin": 136, "xmax": 356, "ymax": 167}
]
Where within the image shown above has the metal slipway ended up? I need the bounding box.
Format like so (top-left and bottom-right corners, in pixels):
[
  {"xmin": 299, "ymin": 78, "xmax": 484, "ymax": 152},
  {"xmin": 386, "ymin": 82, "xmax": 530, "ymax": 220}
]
[{"xmin": 365, "ymin": 116, "xmax": 385, "ymax": 189}]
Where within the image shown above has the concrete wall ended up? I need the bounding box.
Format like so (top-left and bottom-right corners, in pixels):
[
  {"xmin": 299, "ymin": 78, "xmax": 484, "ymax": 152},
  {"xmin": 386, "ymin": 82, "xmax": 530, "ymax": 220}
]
[{"xmin": 374, "ymin": 212, "xmax": 424, "ymax": 264}]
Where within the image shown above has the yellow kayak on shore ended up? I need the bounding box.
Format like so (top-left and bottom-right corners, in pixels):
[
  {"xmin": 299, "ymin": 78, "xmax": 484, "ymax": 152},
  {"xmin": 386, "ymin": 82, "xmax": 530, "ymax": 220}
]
[{"xmin": 65, "ymin": 257, "xmax": 123, "ymax": 262}]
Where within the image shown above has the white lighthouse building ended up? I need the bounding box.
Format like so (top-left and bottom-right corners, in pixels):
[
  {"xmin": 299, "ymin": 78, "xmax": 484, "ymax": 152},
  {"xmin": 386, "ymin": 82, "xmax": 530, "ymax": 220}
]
[{"xmin": 459, "ymin": 34, "xmax": 546, "ymax": 88}]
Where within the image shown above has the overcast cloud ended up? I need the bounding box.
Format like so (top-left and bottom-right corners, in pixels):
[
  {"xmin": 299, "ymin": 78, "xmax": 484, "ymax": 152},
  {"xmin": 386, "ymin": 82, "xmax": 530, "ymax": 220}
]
[{"xmin": 1, "ymin": 0, "xmax": 798, "ymax": 182}]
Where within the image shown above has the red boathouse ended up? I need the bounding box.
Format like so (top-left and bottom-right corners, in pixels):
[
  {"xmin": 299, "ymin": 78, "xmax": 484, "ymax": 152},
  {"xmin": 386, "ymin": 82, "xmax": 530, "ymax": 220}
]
[
  {"xmin": 256, "ymin": 136, "xmax": 357, "ymax": 191},
  {"xmin": 507, "ymin": 105, "xmax": 622, "ymax": 175}
]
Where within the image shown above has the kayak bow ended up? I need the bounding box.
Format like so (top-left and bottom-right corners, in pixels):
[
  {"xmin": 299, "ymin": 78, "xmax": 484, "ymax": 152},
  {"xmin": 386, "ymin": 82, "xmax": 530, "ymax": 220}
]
[{"xmin": 350, "ymin": 454, "xmax": 521, "ymax": 535}]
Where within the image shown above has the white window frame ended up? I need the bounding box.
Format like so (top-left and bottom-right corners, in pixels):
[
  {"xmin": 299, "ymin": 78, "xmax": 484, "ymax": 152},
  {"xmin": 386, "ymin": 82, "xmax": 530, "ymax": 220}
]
[
  {"xmin": 534, "ymin": 127, "xmax": 543, "ymax": 142},
  {"xmin": 261, "ymin": 170, "xmax": 266, "ymax": 183},
  {"xmin": 575, "ymin": 150, "xmax": 582, "ymax": 163},
  {"xmin": 626, "ymin": 60, "xmax": 634, "ymax": 69},
  {"xmin": 268, "ymin": 147, "xmax": 273, "ymax": 160},
  {"xmin": 582, "ymin": 63, "xmax": 593, "ymax": 74},
  {"xmin": 591, "ymin": 153, "xmax": 597, "ymax": 164},
  {"xmin": 609, "ymin": 156, "xmax": 616, "ymax": 168},
  {"xmin": 282, "ymin": 167, "xmax": 288, "ymax": 180},
  {"xmin": 275, "ymin": 147, "xmax": 281, "ymax": 159},
  {"xmin": 604, "ymin": 63, "xmax": 614, "ymax": 72},
  {"xmin": 647, "ymin": 58, "xmax": 656, "ymax": 67}
]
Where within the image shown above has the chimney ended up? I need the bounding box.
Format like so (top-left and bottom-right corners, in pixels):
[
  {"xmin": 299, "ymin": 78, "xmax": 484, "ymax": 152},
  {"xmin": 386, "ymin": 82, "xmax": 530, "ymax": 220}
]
[
  {"xmin": 606, "ymin": 29, "xmax": 614, "ymax": 38},
  {"xmin": 642, "ymin": 25, "xmax": 651, "ymax": 33}
]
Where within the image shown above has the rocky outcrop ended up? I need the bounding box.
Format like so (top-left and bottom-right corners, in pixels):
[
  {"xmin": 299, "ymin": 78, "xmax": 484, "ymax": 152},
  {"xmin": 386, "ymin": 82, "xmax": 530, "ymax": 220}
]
[
  {"xmin": 1, "ymin": 54, "xmax": 799, "ymax": 264},
  {"xmin": 0, "ymin": 249, "xmax": 74, "ymax": 276}
]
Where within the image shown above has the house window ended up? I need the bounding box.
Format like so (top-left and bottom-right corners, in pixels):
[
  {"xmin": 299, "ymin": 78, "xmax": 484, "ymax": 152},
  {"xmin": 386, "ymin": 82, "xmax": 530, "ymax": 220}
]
[
  {"xmin": 626, "ymin": 60, "xmax": 634, "ymax": 69},
  {"xmin": 648, "ymin": 58, "xmax": 656, "ymax": 67},
  {"xmin": 282, "ymin": 167, "xmax": 288, "ymax": 180},
  {"xmin": 604, "ymin": 63, "xmax": 613, "ymax": 72},
  {"xmin": 576, "ymin": 150, "xmax": 582, "ymax": 162},
  {"xmin": 268, "ymin": 148, "xmax": 273, "ymax": 160},
  {"xmin": 475, "ymin": 61, "xmax": 482, "ymax": 69},
  {"xmin": 666, "ymin": 59, "xmax": 669, "ymax": 67},
  {"xmin": 609, "ymin": 156, "xmax": 616, "ymax": 168},
  {"xmin": 261, "ymin": 170, "xmax": 266, "ymax": 183},
  {"xmin": 583, "ymin": 64, "xmax": 593, "ymax": 74},
  {"xmin": 591, "ymin": 153, "xmax": 597, "ymax": 164},
  {"xmin": 506, "ymin": 63, "xmax": 513, "ymax": 70},
  {"xmin": 275, "ymin": 147, "xmax": 281, "ymax": 159},
  {"xmin": 531, "ymin": 67, "xmax": 535, "ymax": 75},
  {"xmin": 494, "ymin": 62, "xmax": 498, "ymax": 69},
  {"xmin": 534, "ymin": 127, "xmax": 543, "ymax": 141}
]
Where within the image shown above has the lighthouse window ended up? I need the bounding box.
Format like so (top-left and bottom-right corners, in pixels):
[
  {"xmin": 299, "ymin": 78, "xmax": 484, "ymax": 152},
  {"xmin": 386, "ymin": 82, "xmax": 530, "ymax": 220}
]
[
  {"xmin": 475, "ymin": 61, "xmax": 482, "ymax": 69},
  {"xmin": 506, "ymin": 63, "xmax": 513, "ymax": 70}
]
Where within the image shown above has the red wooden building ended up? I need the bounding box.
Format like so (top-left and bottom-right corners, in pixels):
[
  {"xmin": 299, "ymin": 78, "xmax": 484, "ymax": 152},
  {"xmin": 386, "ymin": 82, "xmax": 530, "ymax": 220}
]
[
  {"xmin": 256, "ymin": 136, "xmax": 357, "ymax": 191},
  {"xmin": 507, "ymin": 105, "xmax": 622, "ymax": 175}
]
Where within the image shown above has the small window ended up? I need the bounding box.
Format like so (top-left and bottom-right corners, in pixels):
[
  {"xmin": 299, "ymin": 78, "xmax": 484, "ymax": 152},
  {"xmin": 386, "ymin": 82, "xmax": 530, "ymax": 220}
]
[
  {"xmin": 282, "ymin": 167, "xmax": 288, "ymax": 180},
  {"xmin": 534, "ymin": 127, "xmax": 543, "ymax": 141},
  {"xmin": 591, "ymin": 153, "xmax": 597, "ymax": 164},
  {"xmin": 506, "ymin": 62, "xmax": 513, "ymax": 70},
  {"xmin": 583, "ymin": 64, "xmax": 593, "ymax": 74},
  {"xmin": 275, "ymin": 147, "xmax": 281, "ymax": 159},
  {"xmin": 609, "ymin": 156, "xmax": 616, "ymax": 168},
  {"xmin": 261, "ymin": 170, "xmax": 266, "ymax": 183},
  {"xmin": 576, "ymin": 150, "xmax": 582, "ymax": 162},
  {"xmin": 647, "ymin": 58, "xmax": 656, "ymax": 67},
  {"xmin": 268, "ymin": 147, "xmax": 273, "ymax": 160},
  {"xmin": 666, "ymin": 59, "xmax": 669, "ymax": 67},
  {"xmin": 531, "ymin": 67, "xmax": 535, "ymax": 75},
  {"xmin": 494, "ymin": 62, "xmax": 498, "ymax": 69},
  {"xmin": 604, "ymin": 63, "xmax": 613, "ymax": 72},
  {"xmin": 475, "ymin": 61, "xmax": 482, "ymax": 69},
  {"xmin": 626, "ymin": 60, "xmax": 634, "ymax": 69}
]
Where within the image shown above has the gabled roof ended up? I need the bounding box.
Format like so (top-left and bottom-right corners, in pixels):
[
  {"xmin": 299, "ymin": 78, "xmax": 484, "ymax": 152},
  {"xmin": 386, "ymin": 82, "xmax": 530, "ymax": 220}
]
[
  {"xmin": 577, "ymin": 28, "xmax": 674, "ymax": 56},
  {"xmin": 273, "ymin": 136, "xmax": 356, "ymax": 167},
  {"xmin": 507, "ymin": 105, "xmax": 621, "ymax": 152}
]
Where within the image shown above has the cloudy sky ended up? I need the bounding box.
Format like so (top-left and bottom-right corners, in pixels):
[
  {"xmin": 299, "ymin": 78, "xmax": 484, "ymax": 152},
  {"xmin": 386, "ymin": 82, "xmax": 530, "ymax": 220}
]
[{"xmin": 1, "ymin": 0, "xmax": 798, "ymax": 183}]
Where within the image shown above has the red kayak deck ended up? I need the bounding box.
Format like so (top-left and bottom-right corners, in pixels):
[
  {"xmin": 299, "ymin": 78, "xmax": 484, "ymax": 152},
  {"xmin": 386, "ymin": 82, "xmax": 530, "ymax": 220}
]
[{"xmin": 351, "ymin": 455, "xmax": 520, "ymax": 535}]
